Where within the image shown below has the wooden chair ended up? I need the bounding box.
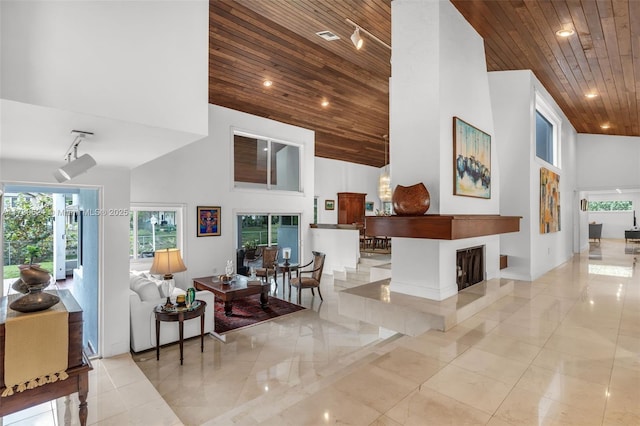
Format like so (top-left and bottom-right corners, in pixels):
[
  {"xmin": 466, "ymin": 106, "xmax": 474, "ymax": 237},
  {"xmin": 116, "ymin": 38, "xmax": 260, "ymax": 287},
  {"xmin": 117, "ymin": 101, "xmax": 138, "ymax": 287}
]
[
  {"xmin": 290, "ymin": 251, "xmax": 326, "ymax": 305},
  {"xmin": 255, "ymin": 246, "xmax": 279, "ymax": 285}
]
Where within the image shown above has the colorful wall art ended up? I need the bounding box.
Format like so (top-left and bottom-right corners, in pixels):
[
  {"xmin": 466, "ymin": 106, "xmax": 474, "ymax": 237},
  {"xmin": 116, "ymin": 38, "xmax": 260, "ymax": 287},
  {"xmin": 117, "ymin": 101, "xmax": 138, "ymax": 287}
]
[
  {"xmin": 540, "ymin": 167, "xmax": 560, "ymax": 233},
  {"xmin": 453, "ymin": 117, "xmax": 491, "ymax": 199}
]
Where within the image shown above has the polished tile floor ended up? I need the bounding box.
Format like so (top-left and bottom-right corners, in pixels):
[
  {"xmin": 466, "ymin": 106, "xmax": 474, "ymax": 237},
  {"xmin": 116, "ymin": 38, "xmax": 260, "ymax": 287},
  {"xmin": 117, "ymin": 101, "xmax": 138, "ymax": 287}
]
[{"xmin": 4, "ymin": 239, "xmax": 639, "ymax": 425}]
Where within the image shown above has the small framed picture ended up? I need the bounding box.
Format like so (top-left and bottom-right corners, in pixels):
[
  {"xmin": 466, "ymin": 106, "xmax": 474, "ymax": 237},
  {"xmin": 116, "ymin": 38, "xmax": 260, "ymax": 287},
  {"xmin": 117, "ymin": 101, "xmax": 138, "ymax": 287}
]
[
  {"xmin": 365, "ymin": 201, "xmax": 374, "ymax": 212},
  {"xmin": 325, "ymin": 199, "xmax": 335, "ymax": 210},
  {"xmin": 197, "ymin": 206, "xmax": 221, "ymax": 237}
]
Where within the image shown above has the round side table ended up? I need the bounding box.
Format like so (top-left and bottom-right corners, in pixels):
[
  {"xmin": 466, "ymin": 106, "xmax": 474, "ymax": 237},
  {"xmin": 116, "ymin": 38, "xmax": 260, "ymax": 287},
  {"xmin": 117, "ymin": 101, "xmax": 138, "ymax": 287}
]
[{"xmin": 154, "ymin": 300, "xmax": 206, "ymax": 365}]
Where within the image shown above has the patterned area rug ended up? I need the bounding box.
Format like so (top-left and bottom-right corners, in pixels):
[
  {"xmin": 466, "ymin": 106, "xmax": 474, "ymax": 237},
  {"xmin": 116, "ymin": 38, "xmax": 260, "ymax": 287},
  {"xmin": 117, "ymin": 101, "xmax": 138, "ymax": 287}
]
[{"xmin": 214, "ymin": 294, "xmax": 306, "ymax": 334}]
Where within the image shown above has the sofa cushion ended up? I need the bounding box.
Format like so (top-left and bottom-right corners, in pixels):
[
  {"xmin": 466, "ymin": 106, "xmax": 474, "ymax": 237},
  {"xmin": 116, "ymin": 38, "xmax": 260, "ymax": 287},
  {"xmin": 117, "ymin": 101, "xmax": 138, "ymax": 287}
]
[{"xmin": 130, "ymin": 274, "xmax": 161, "ymax": 301}]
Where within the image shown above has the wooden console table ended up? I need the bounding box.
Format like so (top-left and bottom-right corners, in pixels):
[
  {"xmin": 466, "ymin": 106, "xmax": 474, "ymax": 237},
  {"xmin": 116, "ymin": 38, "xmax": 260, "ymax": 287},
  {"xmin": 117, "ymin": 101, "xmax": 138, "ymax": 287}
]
[{"xmin": 0, "ymin": 290, "xmax": 92, "ymax": 425}]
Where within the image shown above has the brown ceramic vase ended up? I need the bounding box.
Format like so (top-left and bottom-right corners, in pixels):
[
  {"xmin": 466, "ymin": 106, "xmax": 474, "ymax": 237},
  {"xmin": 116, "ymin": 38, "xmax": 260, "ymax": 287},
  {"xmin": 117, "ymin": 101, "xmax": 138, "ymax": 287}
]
[{"xmin": 392, "ymin": 183, "xmax": 431, "ymax": 215}]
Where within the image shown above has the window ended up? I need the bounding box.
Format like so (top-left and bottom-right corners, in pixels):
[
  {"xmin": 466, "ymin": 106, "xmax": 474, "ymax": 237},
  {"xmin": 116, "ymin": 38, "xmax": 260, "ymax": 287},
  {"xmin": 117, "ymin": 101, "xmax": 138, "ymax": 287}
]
[
  {"xmin": 233, "ymin": 132, "xmax": 301, "ymax": 192},
  {"xmin": 130, "ymin": 205, "xmax": 184, "ymax": 260},
  {"xmin": 237, "ymin": 214, "xmax": 300, "ymax": 263},
  {"xmin": 588, "ymin": 201, "xmax": 633, "ymax": 211},
  {"xmin": 535, "ymin": 94, "xmax": 561, "ymax": 167}
]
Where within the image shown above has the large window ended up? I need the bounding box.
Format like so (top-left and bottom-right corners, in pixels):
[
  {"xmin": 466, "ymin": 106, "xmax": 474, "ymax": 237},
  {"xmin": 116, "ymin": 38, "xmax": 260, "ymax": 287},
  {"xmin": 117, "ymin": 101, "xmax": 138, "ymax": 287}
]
[
  {"xmin": 237, "ymin": 214, "xmax": 300, "ymax": 263},
  {"xmin": 233, "ymin": 132, "xmax": 301, "ymax": 192},
  {"xmin": 130, "ymin": 205, "xmax": 184, "ymax": 260},
  {"xmin": 535, "ymin": 94, "xmax": 561, "ymax": 167}
]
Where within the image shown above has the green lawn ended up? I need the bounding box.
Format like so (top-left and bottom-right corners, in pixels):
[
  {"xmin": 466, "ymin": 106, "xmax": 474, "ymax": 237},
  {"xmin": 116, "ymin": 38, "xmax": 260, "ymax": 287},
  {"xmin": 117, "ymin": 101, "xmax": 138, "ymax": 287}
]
[{"xmin": 4, "ymin": 262, "xmax": 54, "ymax": 279}]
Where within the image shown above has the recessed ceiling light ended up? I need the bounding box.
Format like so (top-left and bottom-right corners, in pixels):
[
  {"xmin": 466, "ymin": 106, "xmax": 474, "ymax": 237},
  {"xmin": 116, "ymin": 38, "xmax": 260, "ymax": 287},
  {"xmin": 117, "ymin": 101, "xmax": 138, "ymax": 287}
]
[
  {"xmin": 263, "ymin": 80, "xmax": 273, "ymax": 87},
  {"xmin": 600, "ymin": 123, "xmax": 611, "ymax": 129},
  {"xmin": 585, "ymin": 92, "xmax": 598, "ymax": 98},
  {"xmin": 321, "ymin": 100, "xmax": 329, "ymax": 107},
  {"xmin": 556, "ymin": 28, "xmax": 575, "ymax": 37}
]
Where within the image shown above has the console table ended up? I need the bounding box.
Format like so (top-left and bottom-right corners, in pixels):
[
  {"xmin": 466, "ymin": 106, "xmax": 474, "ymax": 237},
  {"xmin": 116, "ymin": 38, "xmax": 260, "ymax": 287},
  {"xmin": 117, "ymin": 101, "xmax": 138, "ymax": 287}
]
[
  {"xmin": 0, "ymin": 290, "xmax": 92, "ymax": 425},
  {"xmin": 625, "ymin": 229, "xmax": 640, "ymax": 242}
]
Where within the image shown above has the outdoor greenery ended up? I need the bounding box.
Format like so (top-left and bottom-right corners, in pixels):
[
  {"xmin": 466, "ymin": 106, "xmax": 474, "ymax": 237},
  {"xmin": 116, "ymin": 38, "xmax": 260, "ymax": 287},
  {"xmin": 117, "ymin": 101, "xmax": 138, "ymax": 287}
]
[
  {"xmin": 3, "ymin": 193, "xmax": 54, "ymax": 267},
  {"xmin": 130, "ymin": 210, "xmax": 178, "ymax": 258},
  {"xmin": 588, "ymin": 201, "xmax": 633, "ymax": 211}
]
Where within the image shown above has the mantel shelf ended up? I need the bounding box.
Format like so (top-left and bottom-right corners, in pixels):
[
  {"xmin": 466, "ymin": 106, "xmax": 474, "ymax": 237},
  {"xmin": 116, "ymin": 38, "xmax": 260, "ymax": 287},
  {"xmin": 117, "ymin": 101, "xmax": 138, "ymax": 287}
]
[{"xmin": 365, "ymin": 214, "xmax": 521, "ymax": 240}]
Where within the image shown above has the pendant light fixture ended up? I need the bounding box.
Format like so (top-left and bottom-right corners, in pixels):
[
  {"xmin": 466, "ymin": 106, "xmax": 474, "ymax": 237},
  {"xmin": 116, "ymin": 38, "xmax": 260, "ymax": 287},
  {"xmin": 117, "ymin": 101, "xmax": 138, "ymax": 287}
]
[{"xmin": 378, "ymin": 134, "xmax": 392, "ymax": 202}]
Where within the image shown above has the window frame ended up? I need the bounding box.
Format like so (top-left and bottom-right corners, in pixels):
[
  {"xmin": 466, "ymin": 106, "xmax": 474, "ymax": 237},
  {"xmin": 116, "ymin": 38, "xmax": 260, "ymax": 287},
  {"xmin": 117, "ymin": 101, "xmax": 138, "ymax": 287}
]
[
  {"xmin": 232, "ymin": 129, "xmax": 303, "ymax": 193},
  {"xmin": 129, "ymin": 203, "xmax": 185, "ymax": 265},
  {"xmin": 534, "ymin": 92, "xmax": 562, "ymax": 168}
]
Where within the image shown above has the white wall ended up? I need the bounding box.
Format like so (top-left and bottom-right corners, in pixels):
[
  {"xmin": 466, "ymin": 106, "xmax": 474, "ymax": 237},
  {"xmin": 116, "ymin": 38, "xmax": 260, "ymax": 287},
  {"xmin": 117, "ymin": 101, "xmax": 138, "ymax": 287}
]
[
  {"xmin": 314, "ymin": 157, "xmax": 381, "ymax": 224},
  {"xmin": 391, "ymin": 0, "xmax": 498, "ymax": 216},
  {"xmin": 0, "ymin": 160, "xmax": 132, "ymax": 358},
  {"xmin": 489, "ymin": 70, "xmax": 578, "ymax": 281},
  {"xmin": 576, "ymin": 134, "xmax": 640, "ymax": 191},
  {"xmin": 1, "ymin": 0, "xmax": 208, "ymax": 136},
  {"xmin": 131, "ymin": 105, "xmax": 315, "ymax": 285}
]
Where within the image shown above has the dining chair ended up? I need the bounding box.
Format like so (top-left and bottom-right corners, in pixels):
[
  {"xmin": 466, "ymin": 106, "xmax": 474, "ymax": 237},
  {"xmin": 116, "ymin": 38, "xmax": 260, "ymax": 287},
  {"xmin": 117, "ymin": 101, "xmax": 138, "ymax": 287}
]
[
  {"xmin": 255, "ymin": 246, "xmax": 279, "ymax": 285},
  {"xmin": 290, "ymin": 251, "xmax": 326, "ymax": 305}
]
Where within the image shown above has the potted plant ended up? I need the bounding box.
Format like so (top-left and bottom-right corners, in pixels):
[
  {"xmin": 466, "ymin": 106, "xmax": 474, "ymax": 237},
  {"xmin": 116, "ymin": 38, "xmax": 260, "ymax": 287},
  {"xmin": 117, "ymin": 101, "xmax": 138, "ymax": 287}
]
[
  {"xmin": 243, "ymin": 239, "xmax": 258, "ymax": 260},
  {"xmin": 24, "ymin": 245, "xmax": 41, "ymax": 266}
]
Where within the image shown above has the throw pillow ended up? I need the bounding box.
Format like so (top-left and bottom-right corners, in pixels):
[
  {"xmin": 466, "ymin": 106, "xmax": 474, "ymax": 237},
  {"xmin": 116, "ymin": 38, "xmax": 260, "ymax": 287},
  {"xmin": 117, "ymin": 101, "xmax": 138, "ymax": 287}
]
[{"xmin": 137, "ymin": 280, "xmax": 162, "ymax": 301}]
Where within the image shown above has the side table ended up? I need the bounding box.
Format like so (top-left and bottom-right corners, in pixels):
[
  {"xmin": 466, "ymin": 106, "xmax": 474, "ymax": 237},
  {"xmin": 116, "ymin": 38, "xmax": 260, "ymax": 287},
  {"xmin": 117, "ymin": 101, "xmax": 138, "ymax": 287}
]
[
  {"xmin": 154, "ymin": 300, "xmax": 206, "ymax": 365},
  {"xmin": 277, "ymin": 262, "xmax": 299, "ymax": 298}
]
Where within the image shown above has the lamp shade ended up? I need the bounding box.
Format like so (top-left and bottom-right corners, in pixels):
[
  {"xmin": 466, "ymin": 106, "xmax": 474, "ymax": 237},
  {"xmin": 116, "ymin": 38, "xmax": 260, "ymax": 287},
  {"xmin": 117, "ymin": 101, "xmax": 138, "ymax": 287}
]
[
  {"xmin": 58, "ymin": 153, "xmax": 97, "ymax": 181},
  {"xmin": 150, "ymin": 248, "xmax": 187, "ymax": 278}
]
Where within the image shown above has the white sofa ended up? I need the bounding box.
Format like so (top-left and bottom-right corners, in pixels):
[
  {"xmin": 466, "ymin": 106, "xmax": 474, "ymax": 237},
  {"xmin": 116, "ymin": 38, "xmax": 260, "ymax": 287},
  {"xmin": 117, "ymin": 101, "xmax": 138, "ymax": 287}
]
[{"xmin": 129, "ymin": 272, "xmax": 215, "ymax": 353}]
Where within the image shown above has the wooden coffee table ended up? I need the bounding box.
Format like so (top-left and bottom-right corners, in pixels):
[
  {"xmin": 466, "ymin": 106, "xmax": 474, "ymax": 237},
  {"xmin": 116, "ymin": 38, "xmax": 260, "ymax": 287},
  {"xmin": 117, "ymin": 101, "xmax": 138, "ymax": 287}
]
[{"xmin": 192, "ymin": 275, "xmax": 268, "ymax": 316}]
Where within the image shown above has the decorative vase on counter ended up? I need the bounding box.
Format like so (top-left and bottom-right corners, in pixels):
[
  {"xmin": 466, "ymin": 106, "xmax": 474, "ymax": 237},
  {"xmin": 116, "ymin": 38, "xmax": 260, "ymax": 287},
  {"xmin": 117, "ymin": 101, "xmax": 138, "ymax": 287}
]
[
  {"xmin": 392, "ymin": 182, "xmax": 431, "ymax": 215},
  {"xmin": 9, "ymin": 265, "xmax": 60, "ymax": 313}
]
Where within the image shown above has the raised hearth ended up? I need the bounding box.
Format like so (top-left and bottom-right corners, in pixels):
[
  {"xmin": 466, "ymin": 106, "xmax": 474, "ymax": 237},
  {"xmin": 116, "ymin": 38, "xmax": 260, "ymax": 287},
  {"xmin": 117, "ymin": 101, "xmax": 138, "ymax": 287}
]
[{"xmin": 365, "ymin": 214, "xmax": 521, "ymax": 240}]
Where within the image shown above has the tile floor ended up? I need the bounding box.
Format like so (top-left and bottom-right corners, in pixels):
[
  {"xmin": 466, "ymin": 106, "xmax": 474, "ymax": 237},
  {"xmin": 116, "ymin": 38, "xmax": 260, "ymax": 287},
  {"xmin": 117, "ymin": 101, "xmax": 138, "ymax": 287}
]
[{"xmin": 3, "ymin": 239, "xmax": 639, "ymax": 425}]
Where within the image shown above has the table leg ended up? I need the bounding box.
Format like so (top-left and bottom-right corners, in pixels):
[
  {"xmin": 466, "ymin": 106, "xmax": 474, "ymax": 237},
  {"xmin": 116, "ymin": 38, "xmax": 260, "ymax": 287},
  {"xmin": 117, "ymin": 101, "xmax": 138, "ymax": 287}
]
[
  {"xmin": 178, "ymin": 313, "xmax": 184, "ymax": 365},
  {"xmin": 78, "ymin": 373, "xmax": 89, "ymax": 426},
  {"xmin": 155, "ymin": 317, "xmax": 160, "ymax": 361},
  {"xmin": 260, "ymin": 288, "xmax": 269, "ymax": 309},
  {"xmin": 200, "ymin": 312, "xmax": 205, "ymax": 353},
  {"xmin": 224, "ymin": 301, "xmax": 233, "ymax": 316}
]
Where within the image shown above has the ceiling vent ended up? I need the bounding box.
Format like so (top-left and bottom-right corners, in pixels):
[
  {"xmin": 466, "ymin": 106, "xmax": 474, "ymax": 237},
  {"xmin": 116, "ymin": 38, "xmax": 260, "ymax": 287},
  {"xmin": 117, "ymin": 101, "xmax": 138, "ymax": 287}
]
[{"xmin": 315, "ymin": 30, "xmax": 340, "ymax": 41}]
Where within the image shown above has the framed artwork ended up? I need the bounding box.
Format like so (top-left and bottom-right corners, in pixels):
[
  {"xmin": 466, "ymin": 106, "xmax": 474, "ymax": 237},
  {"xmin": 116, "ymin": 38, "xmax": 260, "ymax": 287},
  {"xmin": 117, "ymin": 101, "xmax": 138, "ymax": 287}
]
[
  {"xmin": 365, "ymin": 201, "xmax": 374, "ymax": 212},
  {"xmin": 325, "ymin": 199, "xmax": 335, "ymax": 210},
  {"xmin": 453, "ymin": 116, "xmax": 491, "ymax": 199},
  {"xmin": 197, "ymin": 206, "xmax": 221, "ymax": 237},
  {"xmin": 540, "ymin": 168, "xmax": 560, "ymax": 233},
  {"xmin": 383, "ymin": 201, "xmax": 393, "ymax": 215}
]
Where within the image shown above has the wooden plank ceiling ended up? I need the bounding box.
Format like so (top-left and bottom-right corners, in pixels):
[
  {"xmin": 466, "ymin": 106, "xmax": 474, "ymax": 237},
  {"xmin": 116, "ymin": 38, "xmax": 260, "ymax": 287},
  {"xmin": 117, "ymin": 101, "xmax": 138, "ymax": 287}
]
[{"xmin": 210, "ymin": 0, "xmax": 639, "ymax": 168}]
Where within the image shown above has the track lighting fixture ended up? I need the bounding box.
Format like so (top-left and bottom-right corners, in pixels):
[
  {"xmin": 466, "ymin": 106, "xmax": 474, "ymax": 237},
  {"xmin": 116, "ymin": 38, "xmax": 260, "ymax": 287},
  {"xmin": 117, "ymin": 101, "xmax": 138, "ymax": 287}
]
[
  {"xmin": 351, "ymin": 27, "xmax": 363, "ymax": 50},
  {"xmin": 346, "ymin": 18, "xmax": 391, "ymax": 51},
  {"xmin": 54, "ymin": 130, "xmax": 96, "ymax": 182}
]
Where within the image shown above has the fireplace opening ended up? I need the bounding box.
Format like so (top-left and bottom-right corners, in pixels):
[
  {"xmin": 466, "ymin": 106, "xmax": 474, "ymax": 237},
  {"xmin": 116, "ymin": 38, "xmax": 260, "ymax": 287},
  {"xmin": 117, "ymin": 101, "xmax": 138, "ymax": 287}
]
[{"xmin": 456, "ymin": 245, "xmax": 484, "ymax": 291}]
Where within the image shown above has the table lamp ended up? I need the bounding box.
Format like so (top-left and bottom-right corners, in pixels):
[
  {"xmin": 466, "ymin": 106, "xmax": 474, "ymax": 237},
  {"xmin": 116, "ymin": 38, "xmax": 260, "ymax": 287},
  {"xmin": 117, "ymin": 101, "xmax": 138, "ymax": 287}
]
[
  {"xmin": 150, "ymin": 248, "xmax": 187, "ymax": 309},
  {"xmin": 282, "ymin": 247, "xmax": 291, "ymax": 266}
]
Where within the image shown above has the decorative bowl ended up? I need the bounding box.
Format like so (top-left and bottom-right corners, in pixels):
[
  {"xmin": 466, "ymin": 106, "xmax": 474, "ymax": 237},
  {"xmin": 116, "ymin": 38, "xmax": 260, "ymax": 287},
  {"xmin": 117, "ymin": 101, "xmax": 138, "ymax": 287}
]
[{"xmin": 392, "ymin": 182, "xmax": 431, "ymax": 215}]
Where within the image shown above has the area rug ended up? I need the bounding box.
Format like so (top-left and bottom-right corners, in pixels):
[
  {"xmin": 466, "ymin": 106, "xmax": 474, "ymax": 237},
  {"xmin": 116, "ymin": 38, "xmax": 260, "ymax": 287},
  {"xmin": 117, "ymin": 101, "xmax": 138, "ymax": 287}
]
[{"xmin": 214, "ymin": 294, "xmax": 306, "ymax": 334}]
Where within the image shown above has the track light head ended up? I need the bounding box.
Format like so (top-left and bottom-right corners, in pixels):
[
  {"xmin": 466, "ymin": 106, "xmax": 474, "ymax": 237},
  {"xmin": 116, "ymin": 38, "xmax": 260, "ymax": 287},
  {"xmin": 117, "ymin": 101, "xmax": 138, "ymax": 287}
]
[
  {"xmin": 54, "ymin": 130, "xmax": 97, "ymax": 182},
  {"xmin": 351, "ymin": 28, "xmax": 363, "ymax": 50},
  {"xmin": 57, "ymin": 153, "xmax": 97, "ymax": 181}
]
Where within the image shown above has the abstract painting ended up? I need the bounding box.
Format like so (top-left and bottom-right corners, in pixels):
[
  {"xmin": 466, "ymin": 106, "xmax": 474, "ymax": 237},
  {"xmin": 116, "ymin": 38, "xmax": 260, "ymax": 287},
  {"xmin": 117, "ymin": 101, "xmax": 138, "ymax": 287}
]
[
  {"xmin": 453, "ymin": 117, "xmax": 491, "ymax": 199},
  {"xmin": 540, "ymin": 167, "xmax": 560, "ymax": 233}
]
